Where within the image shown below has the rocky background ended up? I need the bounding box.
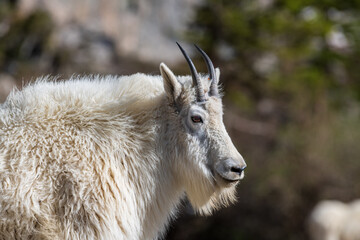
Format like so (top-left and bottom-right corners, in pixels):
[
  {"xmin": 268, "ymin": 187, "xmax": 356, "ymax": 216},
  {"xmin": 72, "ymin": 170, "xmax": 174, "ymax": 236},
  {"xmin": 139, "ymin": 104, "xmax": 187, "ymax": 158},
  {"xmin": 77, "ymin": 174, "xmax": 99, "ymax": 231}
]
[
  {"xmin": 18, "ymin": 0, "xmax": 199, "ymax": 63},
  {"xmin": 2, "ymin": 0, "xmax": 360, "ymax": 239}
]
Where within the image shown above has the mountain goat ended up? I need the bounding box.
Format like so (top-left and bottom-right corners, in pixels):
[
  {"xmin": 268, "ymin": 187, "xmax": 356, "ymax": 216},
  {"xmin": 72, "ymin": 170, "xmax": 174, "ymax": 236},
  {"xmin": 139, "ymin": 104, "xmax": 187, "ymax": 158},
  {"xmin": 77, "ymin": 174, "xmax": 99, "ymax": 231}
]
[
  {"xmin": 308, "ymin": 200, "xmax": 360, "ymax": 240},
  {"xmin": 0, "ymin": 43, "xmax": 246, "ymax": 239}
]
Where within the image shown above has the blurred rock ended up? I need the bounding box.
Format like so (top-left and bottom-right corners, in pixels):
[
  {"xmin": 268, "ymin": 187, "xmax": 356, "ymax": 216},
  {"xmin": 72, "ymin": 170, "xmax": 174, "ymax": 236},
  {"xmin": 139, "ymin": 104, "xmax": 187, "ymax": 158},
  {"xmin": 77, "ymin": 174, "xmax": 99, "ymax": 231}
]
[
  {"xmin": 54, "ymin": 25, "xmax": 117, "ymax": 72},
  {"xmin": 0, "ymin": 75, "xmax": 16, "ymax": 103},
  {"xmin": 326, "ymin": 26, "xmax": 351, "ymax": 53},
  {"xmin": 18, "ymin": 0, "xmax": 201, "ymax": 64}
]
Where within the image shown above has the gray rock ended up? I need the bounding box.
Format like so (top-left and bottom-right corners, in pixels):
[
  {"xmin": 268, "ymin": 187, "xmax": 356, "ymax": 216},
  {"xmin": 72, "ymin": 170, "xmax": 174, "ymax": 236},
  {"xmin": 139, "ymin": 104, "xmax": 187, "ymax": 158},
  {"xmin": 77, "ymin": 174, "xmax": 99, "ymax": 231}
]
[{"xmin": 18, "ymin": 0, "xmax": 201, "ymax": 63}]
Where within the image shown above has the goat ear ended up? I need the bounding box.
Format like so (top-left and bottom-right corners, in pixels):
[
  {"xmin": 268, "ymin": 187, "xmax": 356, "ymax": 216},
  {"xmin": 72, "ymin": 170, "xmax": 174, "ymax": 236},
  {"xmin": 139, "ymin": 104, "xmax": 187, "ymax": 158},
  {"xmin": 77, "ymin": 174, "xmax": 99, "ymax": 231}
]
[{"xmin": 160, "ymin": 63, "xmax": 182, "ymax": 102}]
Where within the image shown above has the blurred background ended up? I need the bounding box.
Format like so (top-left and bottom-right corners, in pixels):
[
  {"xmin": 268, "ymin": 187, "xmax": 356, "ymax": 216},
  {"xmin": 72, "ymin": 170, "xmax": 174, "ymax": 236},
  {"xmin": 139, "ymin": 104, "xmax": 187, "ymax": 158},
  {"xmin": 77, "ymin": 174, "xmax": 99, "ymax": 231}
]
[{"xmin": 1, "ymin": 0, "xmax": 360, "ymax": 239}]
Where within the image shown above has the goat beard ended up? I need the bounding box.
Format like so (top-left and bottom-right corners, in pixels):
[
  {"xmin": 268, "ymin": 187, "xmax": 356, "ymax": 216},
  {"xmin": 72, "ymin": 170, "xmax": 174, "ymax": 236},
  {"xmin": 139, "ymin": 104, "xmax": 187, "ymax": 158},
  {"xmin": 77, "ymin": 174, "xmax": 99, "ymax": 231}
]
[{"xmin": 187, "ymin": 182, "xmax": 238, "ymax": 216}]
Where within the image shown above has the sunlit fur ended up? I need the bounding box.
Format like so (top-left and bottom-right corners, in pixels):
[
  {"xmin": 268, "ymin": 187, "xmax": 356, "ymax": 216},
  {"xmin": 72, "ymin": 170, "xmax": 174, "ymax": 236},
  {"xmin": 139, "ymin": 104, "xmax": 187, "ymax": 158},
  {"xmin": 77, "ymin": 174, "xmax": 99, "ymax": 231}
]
[{"xmin": 0, "ymin": 65, "xmax": 243, "ymax": 239}]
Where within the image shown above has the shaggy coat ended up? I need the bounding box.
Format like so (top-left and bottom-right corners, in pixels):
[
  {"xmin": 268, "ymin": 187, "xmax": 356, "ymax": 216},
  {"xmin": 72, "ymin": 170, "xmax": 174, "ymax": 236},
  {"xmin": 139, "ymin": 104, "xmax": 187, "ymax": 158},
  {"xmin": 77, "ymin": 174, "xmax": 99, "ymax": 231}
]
[{"xmin": 0, "ymin": 63, "xmax": 245, "ymax": 239}]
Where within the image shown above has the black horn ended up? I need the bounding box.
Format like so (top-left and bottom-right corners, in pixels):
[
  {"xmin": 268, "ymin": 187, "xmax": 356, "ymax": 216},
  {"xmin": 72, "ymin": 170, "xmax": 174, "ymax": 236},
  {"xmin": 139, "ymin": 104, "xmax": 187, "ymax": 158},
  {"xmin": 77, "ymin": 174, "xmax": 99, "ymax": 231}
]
[
  {"xmin": 194, "ymin": 44, "xmax": 218, "ymax": 97},
  {"xmin": 176, "ymin": 42, "xmax": 206, "ymax": 102}
]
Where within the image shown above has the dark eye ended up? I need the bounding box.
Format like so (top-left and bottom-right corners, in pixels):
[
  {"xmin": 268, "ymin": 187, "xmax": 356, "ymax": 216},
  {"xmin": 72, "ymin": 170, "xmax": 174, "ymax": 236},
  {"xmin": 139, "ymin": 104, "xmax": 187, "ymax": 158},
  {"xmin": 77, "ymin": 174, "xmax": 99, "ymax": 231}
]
[{"xmin": 191, "ymin": 116, "xmax": 203, "ymax": 123}]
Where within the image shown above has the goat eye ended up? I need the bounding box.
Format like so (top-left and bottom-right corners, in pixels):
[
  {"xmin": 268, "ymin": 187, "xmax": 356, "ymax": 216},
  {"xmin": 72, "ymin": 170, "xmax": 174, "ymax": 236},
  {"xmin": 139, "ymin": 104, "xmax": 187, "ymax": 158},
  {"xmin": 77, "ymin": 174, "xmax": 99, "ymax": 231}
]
[{"xmin": 191, "ymin": 116, "xmax": 203, "ymax": 123}]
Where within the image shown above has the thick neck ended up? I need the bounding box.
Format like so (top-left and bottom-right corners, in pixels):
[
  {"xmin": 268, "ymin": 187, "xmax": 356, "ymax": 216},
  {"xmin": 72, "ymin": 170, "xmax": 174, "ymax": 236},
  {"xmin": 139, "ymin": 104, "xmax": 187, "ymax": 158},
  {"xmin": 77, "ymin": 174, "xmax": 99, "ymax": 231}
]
[{"xmin": 137, "ymin": 97, "xmax": 185, "ymax": 239}]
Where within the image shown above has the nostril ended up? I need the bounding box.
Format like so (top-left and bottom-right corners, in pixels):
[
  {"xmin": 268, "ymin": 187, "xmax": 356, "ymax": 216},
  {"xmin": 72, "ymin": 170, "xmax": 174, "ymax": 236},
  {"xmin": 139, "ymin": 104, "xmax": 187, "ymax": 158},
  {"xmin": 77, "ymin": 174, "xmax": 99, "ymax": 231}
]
[{"xmin": 230, "ymin": 166, "xmax": 243, "ymax": 174}]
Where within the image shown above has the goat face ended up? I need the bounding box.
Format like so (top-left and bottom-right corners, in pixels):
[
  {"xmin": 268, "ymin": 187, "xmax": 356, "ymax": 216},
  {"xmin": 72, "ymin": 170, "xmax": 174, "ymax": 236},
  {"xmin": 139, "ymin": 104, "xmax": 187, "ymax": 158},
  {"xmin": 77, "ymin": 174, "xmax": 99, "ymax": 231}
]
[{"xmin": 160, "ymin": 43, "xmax": 246, "ymax": 215}]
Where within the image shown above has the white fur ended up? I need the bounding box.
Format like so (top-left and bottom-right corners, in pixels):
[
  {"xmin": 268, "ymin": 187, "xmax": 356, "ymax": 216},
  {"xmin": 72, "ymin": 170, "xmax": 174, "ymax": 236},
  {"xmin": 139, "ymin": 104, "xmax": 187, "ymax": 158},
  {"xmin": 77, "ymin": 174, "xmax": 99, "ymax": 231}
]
[
  {"xmin": 308, "ymin": 200, "xmax": 360, "ymax": 240},
  {"xmin": 0, "ymin": 69, "xmax": 243, "ymax": 239}
]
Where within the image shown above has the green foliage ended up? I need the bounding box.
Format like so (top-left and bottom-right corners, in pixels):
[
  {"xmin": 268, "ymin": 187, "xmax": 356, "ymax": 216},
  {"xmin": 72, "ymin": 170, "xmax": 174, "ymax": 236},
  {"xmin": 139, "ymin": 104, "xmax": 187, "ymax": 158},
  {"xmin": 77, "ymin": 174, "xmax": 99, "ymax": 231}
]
[{"xmin": 190, "ymin": 0, "xmax": 360, "ymax": 110}]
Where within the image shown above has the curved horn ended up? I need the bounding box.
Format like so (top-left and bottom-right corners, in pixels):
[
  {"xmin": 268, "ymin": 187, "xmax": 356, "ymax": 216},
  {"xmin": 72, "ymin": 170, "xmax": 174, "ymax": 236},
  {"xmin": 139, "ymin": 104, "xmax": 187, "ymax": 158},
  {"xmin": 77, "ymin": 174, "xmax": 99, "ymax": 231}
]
[
  {"xmin": 176, "ymin": 42, "xmax": 206, "ymax": 102},
  {"xmin": 194, "ymin": 44, "xmax": 218, "ymax": 97}
]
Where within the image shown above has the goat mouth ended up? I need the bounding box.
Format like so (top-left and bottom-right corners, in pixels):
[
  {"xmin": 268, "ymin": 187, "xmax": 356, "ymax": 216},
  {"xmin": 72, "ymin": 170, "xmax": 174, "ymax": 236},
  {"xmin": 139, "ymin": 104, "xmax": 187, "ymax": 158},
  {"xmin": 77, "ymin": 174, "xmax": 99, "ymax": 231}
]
[
  {"xmin": 215, "ymin": 172, "xmax": 242, "ymax": 184},
  {"xmin": 219, "ymin": 175, "xmax": 241, "ymax": 183},
  {"xmin": 214, "ymin": 159, "xmax": 245, "ymax": 185}
]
